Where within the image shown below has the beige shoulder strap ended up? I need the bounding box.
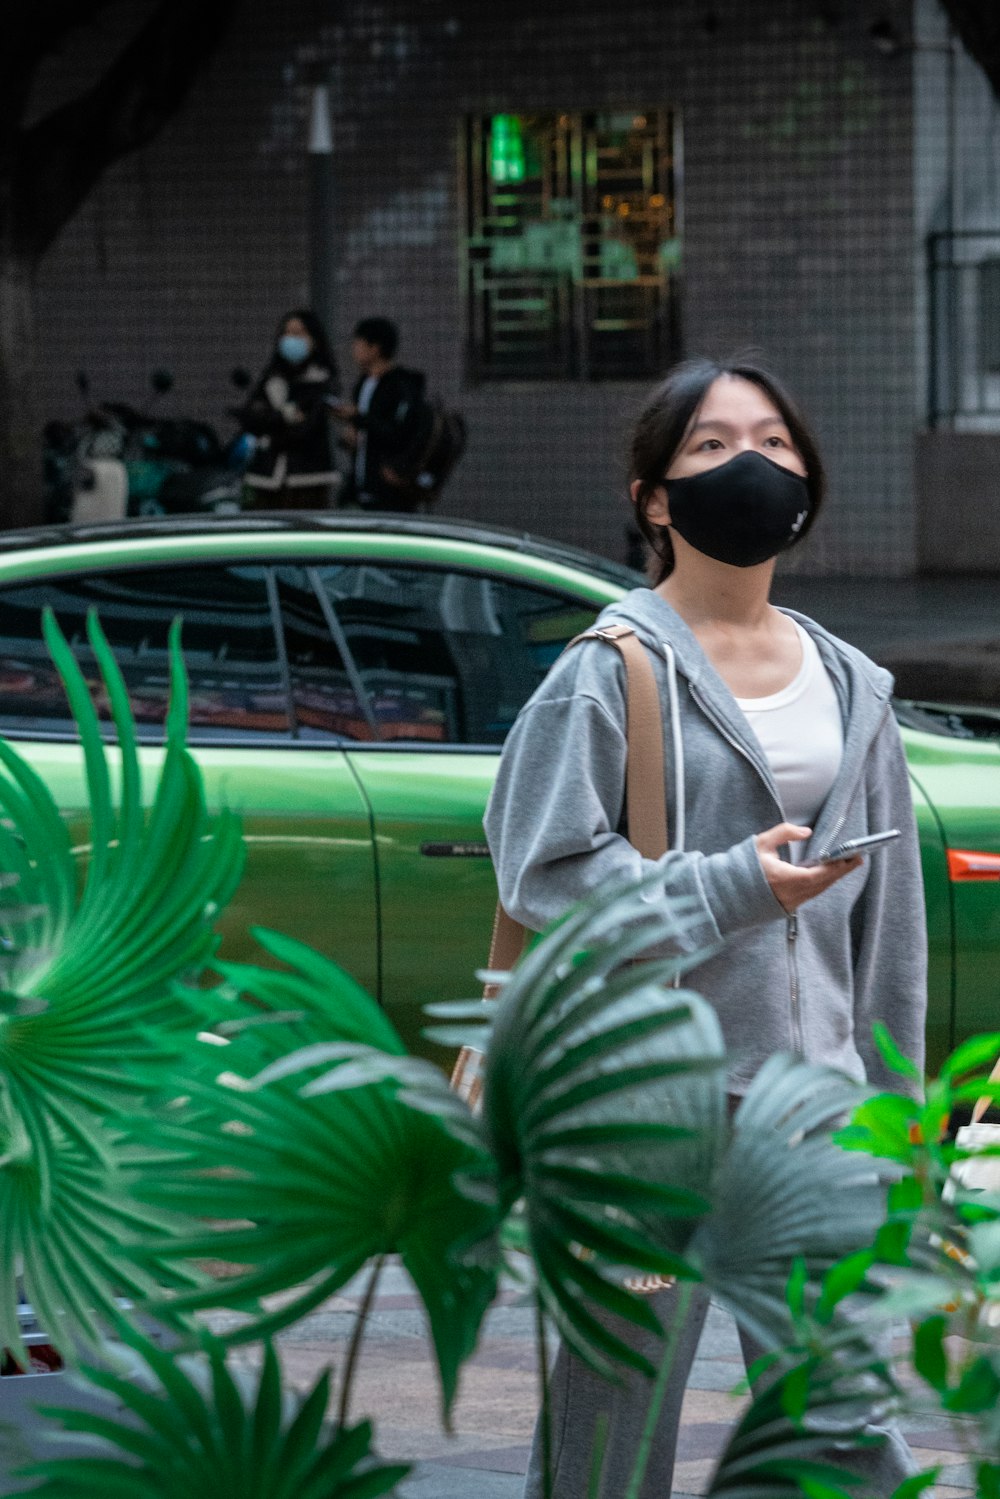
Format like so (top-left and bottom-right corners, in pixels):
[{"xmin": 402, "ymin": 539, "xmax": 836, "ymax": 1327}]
[
  {"xmin": 481, "ymin": 625, "xmax": 668, "ymax": 1000},
  {"xmin": 972, "ymin": 1053, "xmax": 1000, "ymax": 1125}
]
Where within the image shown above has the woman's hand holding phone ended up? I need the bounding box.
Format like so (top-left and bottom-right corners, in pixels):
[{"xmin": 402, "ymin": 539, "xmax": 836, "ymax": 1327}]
[{"xmin": 755, "ymin": 823, "xmax": 863, "ymax": 914}]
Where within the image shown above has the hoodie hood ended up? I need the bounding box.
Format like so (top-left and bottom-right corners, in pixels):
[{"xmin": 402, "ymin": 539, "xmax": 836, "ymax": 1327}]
[
  {"xmin": 484, "ymin": 584, "xmax": 926, "ymax": 1096},
  {"xmin": 593, "ymin": 587, "xmax": 894, "ymax": 858},
  {"xmin": 596, "ymin": 587, "xmax": 892, "ymax": 705}
]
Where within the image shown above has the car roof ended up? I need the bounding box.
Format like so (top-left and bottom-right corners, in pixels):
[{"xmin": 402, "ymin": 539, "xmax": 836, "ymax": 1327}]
[{"xmin": 0, "ymin": 512, "xmax": 643, "ymax": 591}]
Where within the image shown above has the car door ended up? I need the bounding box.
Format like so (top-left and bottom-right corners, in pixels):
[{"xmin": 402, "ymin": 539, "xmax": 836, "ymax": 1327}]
[
  {"xmin": 314, "ymin": 559, "xmax": 601, "ymax": 1057},
  {"xmin": 0, "ymin": 561, "xmax": 380, "ymax": 997}
]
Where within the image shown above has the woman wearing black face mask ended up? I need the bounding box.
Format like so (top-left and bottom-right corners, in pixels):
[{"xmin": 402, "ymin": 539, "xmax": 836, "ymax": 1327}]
[{"xmin": 485, "ymin": 357, "xmax": 926, "ymax": 1499}]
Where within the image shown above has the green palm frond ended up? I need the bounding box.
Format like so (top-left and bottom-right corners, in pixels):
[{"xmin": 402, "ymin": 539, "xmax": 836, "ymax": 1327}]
[
  {"xmin": 707, "ymin": 1329, "xmax": 898, "ymax": 1499},
  {"xmin": 0, "ymin": 609, "xmax": 243, "ymax": 1358},
  {"xmin": 0, "ymin": 610, "xmax": 244, "ymax": 1120},
  {"xmin": 213, "ymin": 926, "xmax": 406, "ymax": 1055},
  {"xmin": 474, "ymin": 878, "xmax": 727, "ymax": 1379},
  {"xmin": 421, "ymin": 996, "xmax": 500, "ymax": 1054},
  {"xmin": 463, "ymin": 876, "xmax": 892, "ymax": 1380},
  {"xmin": 16, "ymin": 1332, "xmax": 409, "ymax": 1498},
  {"xmin": 132, "ymin": 933, "xmax": 500, "ymax": 1419},
  {"xmin": 686, "ymin": 1056, "xmax": 890, "ymax": 1349},
  {"xmin": 0, "ymin": 1085, "xmax": 202, "ymax": 1361}
]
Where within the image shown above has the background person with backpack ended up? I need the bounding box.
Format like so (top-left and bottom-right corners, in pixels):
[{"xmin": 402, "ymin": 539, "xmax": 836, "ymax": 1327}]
[{"xmin": 333, "ymin": 316, "xmax": 465, "ymax": 511}]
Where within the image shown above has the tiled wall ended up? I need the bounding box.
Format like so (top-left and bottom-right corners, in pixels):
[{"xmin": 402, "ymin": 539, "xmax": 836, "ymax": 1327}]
[{"xmin": 34, "ymin": 0, "xmax": 918, "ymax": 574}]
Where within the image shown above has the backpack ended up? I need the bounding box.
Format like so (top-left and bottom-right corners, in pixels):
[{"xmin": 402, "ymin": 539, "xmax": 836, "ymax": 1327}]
[{"xmin": 386, "ymin": 398, "xmax": 467, "ymax": 506}]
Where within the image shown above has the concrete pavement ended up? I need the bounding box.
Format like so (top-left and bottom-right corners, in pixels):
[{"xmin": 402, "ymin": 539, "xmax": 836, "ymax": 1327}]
[{"xmin": 249, "ymin": 1261, "xmax": 976, "ymax": 1499}]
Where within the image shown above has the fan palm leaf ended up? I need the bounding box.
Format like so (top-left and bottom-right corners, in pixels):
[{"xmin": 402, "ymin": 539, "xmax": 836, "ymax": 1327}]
[
  {"xmin": 468, "ymin": 876, "xmax": 895, "ymax": 1382},
  {"xmin": 685, "ymin": 1056, "xmax": 890, "ymax": 1350},
  {"xmin": 0, "ymin": 609, "xmax": 244, "ymax": 1120},
  {"xmin": 131, "ymin": 931, "xmax": 501, "ymax": 1420},
  {"xmin": 0, "ymin": 1087, "xmax": 202, "ymax": 1359},
  {"xmin": 348, "ymin": 907, "xmax": 879, "ymax": 1388},
  {"xmin": 0, "ymin": 609, "xmax": 244, "ymax": 1357},
  {"xmin": 706, "ymin": 1329, "xmax": 896, "ymax": 1499},
  {"xmin": 471, "ymin": 879, "xmax": 728, "ymax": 1379},
  {"xmin": 16, "ymin": 1332, "xmax": 409, "ymax": 1498}
]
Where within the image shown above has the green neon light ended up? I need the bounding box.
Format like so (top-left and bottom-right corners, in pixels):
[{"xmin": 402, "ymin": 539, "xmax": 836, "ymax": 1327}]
[{"xmin": 490, "ymin": 115, "xmax": 526, "ymax": 184}]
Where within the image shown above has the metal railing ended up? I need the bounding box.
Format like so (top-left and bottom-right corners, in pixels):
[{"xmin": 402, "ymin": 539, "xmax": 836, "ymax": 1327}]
[{"xmin": 928, "ymin": 230, "xmax": 1000, "ymax": 427}]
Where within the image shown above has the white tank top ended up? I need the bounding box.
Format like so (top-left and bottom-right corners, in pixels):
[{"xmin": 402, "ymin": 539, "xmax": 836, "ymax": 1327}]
[{"xmin": 734, "ymin": 621, "xmax": 843, "ymax": 839}]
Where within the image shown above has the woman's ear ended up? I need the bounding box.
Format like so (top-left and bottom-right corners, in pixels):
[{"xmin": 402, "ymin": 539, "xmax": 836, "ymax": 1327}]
[{"xmin": 631, "ymin": 478, "xmax": 670, "ymax": 527}]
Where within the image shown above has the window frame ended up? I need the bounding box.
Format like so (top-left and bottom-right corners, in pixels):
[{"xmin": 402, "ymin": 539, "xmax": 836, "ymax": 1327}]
[{"xmin": 460, "ymin": 107, "xmax": 683, "ymax": 383}]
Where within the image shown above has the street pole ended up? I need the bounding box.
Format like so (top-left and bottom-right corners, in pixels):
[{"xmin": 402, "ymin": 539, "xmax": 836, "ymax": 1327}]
[
  {"xmin": 944, "ymin": 27, "xmax": 960, "ymax": 423},
  {"xmin": 308, "ymin": 84, "xmax": 335, "ymax": 349}
]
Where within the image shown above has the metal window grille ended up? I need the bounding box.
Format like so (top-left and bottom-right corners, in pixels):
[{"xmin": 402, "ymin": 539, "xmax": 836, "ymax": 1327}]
[
  {"xmin": 980, "ymin": 258, "xmax": 1000, "ymax": 375},
  {"xmin": 928, "ymin": 231, "xmax": 1000, "ymax": 426},
  {"xmin": 462, "ymin": 110, "xmax": 681, "ymax": 381}
]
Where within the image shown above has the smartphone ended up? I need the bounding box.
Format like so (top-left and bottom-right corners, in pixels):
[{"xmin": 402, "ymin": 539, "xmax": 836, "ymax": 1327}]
[{"xmin": 814, "ymin": 829, "xmax": 901, "ymax": 865}]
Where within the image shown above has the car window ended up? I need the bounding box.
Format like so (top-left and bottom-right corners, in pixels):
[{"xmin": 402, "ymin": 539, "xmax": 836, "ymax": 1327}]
[
  {"xmin": 894, "ymin": 700, "xmax": 1000, "ymax": 743},
  {"xmin": 274, "ymin": 567, "xmax": 373, "ymax": 741},
  {"xmin": 0, "ymin": 565, "xmax": 291, "ymax": 741},
  {"xmin": 315, "ymin": 563, "xmax": 599, "ymax": 745}
]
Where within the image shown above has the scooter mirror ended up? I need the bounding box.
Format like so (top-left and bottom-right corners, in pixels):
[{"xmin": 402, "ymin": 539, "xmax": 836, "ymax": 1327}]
[
  {"xmin": 230, "ymin": 367, "xmax": 252, "ymax": 390},
  {"xmin": 151, "ymin": 368, "xmax": 174, "ymax": 395}
]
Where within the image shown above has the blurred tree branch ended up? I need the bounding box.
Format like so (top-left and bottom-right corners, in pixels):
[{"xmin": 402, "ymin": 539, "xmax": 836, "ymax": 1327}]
[
  {"xmin": 10, "ymin": 0, "xmax": 241, "ymax": 259},
  {"xmin": 0, "ymin": 0, "xmax": 240, "ymax": 527}
]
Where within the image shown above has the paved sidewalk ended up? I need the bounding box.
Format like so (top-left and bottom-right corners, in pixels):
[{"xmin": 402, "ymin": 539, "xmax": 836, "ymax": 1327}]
[{"xmin": 256, "ymin": 1261, "xmax": 976, "ymax": 1499}]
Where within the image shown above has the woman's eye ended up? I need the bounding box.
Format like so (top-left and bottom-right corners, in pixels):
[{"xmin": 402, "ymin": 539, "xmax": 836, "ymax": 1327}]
[
  {"xmin": 763, "ymin": 435, "xmax": 787, "ymax": 448},
  {"xmin": 697, "ymin": 438, "xmax": 723, "ymax": 451}
]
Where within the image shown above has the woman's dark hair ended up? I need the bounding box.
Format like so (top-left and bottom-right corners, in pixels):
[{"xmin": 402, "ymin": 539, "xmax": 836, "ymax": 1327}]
[
  {"xmin": 272, "ymin": 308, "xmax": 336, "ymax": 375},
  {"xmin": 630, "ymin": 355, "xmax": 826, "ymax": 583},
  {"xmin": 352, "ymin": 316, "xmax": 399, "ymax": 359}
]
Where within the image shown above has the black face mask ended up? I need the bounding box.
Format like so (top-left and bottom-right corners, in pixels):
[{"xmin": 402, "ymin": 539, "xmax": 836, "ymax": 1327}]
[{"xmin": 664, "ymin": 450, "xmax": 812, "ymax": 568}]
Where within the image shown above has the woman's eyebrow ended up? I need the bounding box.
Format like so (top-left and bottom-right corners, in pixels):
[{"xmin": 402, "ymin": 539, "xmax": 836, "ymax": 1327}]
[{"xmin": 689, "ymin": 415, "xmax": 790, "ymax": 434}]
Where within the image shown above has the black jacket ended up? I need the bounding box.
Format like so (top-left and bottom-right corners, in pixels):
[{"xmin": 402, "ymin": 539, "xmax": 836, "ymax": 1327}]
[
  {"xmin": 343, "ymin": 366, "xmax": 427, "ymax": 508},
  {"xmin": 240, "ymin": 358, "xmax": 336, "ymax": 490}
]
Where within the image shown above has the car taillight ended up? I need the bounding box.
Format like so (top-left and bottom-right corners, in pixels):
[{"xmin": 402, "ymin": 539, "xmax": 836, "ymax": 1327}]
[{"xmin": 948, "ymin": 850, "xmax": 1000, "ymax": 882}]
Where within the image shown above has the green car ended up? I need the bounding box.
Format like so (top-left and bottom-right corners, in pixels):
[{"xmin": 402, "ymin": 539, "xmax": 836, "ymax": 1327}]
[{"xmin": 0, "ymin": 514, "xmax": 996, "ymax": 1070}]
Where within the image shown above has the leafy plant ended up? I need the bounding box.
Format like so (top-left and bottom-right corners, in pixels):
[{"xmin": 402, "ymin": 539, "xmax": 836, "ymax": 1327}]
[
  {"xmin": 700, "ymin": 1026, "xmax": 1000, "ymax": 1498},
  {"xmin": 0, "ymin": 607, "xmax": 244, "ymax": 1360},
  {"xmin": 20, "ymin": 1329, "xmax": 409, "ymax": 1498},
  {"xmin": 129, "ymin": 877, "xmax": 892, "ymax": 1466},
  {"xmin": 128, "ymin": 929, "xmax": 502, "ymax": 1422}
]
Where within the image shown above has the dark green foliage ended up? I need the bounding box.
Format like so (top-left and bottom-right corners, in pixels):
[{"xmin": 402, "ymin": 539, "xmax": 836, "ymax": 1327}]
[
  {"xmin": 709, "ymin": 1026, "xmax": 1000, "ymax": 1497},
  {"xmin": 0, "ymin": 610, "xmax": 244, "ymax": 1360},
  {"xmin": 18, "ymin": 1332, "xmax": 409, "ymax": 1498},
  {"xmin": 131, "ymin": 931, "xmax": 501, "ymax": 1421}
]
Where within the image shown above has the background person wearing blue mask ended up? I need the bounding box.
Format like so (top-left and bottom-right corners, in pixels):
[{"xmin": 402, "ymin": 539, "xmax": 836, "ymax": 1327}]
[{"xmin": 239, "ymin": 308, "xmax": 339, "ymax": 508}]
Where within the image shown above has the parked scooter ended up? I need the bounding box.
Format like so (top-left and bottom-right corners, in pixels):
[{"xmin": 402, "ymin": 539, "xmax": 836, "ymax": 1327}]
[{"xmin": 44, "ymin": 369, "xmax": 254, "ymax": 525}]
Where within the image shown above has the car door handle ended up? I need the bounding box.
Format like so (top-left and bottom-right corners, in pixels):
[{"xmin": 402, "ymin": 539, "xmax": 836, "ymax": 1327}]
[{"xmin": 420, "ymin": 842, "xmax": 491, "ymax": 858}]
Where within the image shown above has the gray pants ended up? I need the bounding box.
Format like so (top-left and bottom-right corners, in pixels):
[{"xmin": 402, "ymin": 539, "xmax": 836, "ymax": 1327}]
[{"xmin": 522, "ymin": 1284, "xmax": 919, "ymax": 1499}]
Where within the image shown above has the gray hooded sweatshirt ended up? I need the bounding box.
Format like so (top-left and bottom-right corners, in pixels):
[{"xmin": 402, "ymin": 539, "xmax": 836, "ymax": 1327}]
[{"xmin": 484, "ymin": 588, "xmax": 926, "ymax": 1096}]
